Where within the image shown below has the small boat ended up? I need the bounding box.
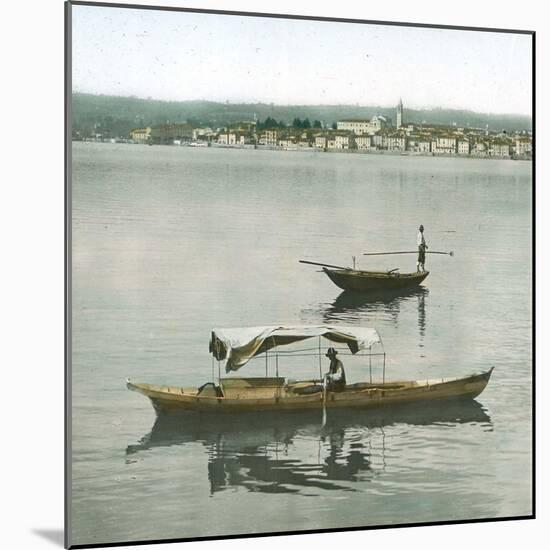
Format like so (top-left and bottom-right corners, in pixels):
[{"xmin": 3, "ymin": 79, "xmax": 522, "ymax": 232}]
[
  {"xmin": 127, "ymin": 325, "xmax": 493, "ymax": 415},
  {"xmin": 298, "ymin": 260, "xmax": 429, "ymax": 292},
  {"xmin": 322, "ymin": 267, "xmax": 429, "ymax": 292}
]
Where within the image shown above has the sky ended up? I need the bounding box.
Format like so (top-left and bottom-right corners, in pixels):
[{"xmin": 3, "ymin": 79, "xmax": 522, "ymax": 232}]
[{"xmin": 71, "ymin": 4, "xmax": 533, "ymax": 115}]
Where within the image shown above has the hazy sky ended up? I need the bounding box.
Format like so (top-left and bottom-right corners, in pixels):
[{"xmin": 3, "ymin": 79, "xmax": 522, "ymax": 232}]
[{"xmin": 72, "ymin": 5, "xmax": 532, "ymax": 115}]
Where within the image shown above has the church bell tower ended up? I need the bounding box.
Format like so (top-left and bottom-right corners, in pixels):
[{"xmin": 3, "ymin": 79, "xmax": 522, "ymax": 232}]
[{"xmin": 397, "ymin": 98, "xmax": 404, "ymax": 128}]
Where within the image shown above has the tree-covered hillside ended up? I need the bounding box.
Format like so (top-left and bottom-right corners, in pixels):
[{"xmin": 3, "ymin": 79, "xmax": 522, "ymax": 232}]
[{"xmin": 72, "ymin": 93, "xmax": 532, "ymax": 138}]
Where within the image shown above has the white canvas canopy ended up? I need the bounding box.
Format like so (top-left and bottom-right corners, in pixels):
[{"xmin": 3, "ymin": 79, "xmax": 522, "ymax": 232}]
[{"xmin": 209, "ymin": 325, "xmax": 381, "ymax": 372}]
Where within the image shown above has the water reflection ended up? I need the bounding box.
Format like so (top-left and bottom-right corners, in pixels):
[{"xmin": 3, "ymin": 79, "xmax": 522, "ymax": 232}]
[
  {"xmin": 310, "ymin": 287, "xmax": 429, "ymax": 338},
  {"xmin": 127, "ymin": 400, "xmax": 491, "ymax": 496}
]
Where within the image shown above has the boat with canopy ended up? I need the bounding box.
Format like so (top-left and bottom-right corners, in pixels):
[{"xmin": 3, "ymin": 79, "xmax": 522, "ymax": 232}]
[{"xmin": 127, "ymin": 324, "xmax": 493, "ymax": 414}]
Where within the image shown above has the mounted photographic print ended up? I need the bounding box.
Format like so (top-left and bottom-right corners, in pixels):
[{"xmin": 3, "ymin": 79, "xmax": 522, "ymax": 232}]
[{"xmin": 65, "ymin": 1, "xmax": 534, "ymax": 547}]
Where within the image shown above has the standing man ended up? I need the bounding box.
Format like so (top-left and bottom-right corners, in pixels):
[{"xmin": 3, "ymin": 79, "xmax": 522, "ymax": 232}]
[
  {"xmin": 324, "ymin": 348, "xmax": 346, "ymax": 391},
  {"xmin": 417, "ymin": 224, "xmax": 428, "ymax": 272}
]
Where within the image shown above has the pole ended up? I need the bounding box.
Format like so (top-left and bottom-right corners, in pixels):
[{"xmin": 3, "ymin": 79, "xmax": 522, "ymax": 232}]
[
  {"xmin": 369, "ymin": 346, "xmax": 372, "ymax": 384},
  {"xmin": 363, "ymin": 250, "xmax": 454, "ymax": 256},
  {"xmin": 318, "ymin": 337, "xmax": 322, "ymax": 380},
  {"xmin": 322, "ymin": 377, "xmax": 327, "ymax": 427},
  {"xmin": 299, "ymin": 259, "xmax": 351, "ymax": 270},
  {"xmin": 265, "ymin": 348, "xmax": 268, "ymax": 377},
  {"xmin": 383, "ymin": 353, "xmax": 386, "ymax": 385}
]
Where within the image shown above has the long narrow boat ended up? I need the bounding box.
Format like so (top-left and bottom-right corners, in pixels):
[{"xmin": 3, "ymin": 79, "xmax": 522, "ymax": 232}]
[
  {"xmin": 298, "ymin": 260, "xmax": 429, "ymax": 292},
  {"xmin": 322, "ymin": 267, "xmax": 429, "ymax": 292},
  {"xmin": 127, "ymin": 325, "xmax": 493, "ymax": 415}
]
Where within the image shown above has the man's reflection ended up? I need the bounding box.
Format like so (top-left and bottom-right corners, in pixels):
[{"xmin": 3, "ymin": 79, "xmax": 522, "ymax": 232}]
[{"xmin": 418, "ymin": 289, "xmax": 427, "ymax": 341}]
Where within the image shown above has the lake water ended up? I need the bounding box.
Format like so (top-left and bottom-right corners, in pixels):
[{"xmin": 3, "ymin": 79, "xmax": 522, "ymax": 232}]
[{"xmin": 70, "ymin": 143, "xmax": 532, "ymax": 546}]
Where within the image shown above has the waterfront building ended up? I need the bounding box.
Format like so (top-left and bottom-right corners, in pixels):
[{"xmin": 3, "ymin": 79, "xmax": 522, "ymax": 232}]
[
  {"xmin": 514, "ymin": 137, "xmax": 532, "ymax": 157},
  {"xmin": 278, "ymin": 137, "xmax": 297, "ymax": 148},
  {"xmin": 407, "ymin": 136, "xmax": 431, "ymax": 153},
  {"xmin": 431, "ymin": 135, "xmax": 457, "ymax": 155},
  {"xmin": 129, "ymin": 127, "xmax": 151, "ymax": 143},
  {"xmin": 386, "ymin": 133, "xmax": 406, "ymax": 151},
  {"xmin": 192, "ymin": 127, "xmax": 214, "ymax": 140},
  {"xmin": 354, "ymin": 135, "xmax": 373, "ymax": 150},
  {"xmin": 471, "ymin": 139, "xmax": 489, "ymax": 156},
  {"xmin": 217, "ymin": 132, "xmax": 233, "ymax": 145},
  {"xmin": 488, "ymin": 140, "xmax": 510, "ymax": 158},
  {"xmin": 260, "ymin": 129, "xmax": 279, "ymax": 146},
  {"xmin": 457, "ymin": 139, "xmax": 470, "ymax": 155},
  {"xmin": 372, "ymin": 132, "xmax": 386, "ymax": 150},
  {"xmin": 150, "ymin": 123, "xmax": 193, "ymax": 145},
  {"xmin": 217, "ymin": 130, "xmax": 251, "ymax": 145},
  {"xmin": 333, "ymin": 132, "xmax": 353, "ymax": 149},
  {"xmin": 314, "ymin": 135, "xmax": 327, "ymax": 149}
]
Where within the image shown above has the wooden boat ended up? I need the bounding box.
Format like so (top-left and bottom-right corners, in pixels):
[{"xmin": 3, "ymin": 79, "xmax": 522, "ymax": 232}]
[
  {"xmin": 322, "ymin": 267, "xmax": 429, "ymax": 292},
  {"xmin": 127, "ymin": 325, "xmax": 493, "ymax": 415},
  {"xmin": 298, "ymin": 260, "xmax": 429, "ymax": 292}
]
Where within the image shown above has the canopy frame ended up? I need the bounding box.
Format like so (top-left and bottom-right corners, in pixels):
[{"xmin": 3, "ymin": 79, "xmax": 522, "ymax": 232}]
[{"xmin": 210, "ymin": 325, "xmax": 383, "ymax": 375}]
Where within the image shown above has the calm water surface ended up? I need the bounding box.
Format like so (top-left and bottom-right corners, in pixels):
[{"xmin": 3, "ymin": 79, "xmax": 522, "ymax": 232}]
[{"xmin": 70, "ymin": 143, "xmax": 532, "ymax": 546}]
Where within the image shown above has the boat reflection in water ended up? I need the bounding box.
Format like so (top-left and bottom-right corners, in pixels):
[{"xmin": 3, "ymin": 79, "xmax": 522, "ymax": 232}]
[
  {"xmin": 323, "ymin": 287, "xmax": 429, "ymax": 322},
  {"xmin": 307, "ymin": 287, "xmax": 429, "ymax": 346},
  {"xmin": 126, "ymin": 399, "xmax": 491, "ymax": 496}
]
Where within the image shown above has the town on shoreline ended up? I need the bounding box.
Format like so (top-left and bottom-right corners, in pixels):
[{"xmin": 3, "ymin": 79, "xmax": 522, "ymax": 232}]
[{"xmin": 74, "ymin": 99, "xmax": 532, "ymax": 160}]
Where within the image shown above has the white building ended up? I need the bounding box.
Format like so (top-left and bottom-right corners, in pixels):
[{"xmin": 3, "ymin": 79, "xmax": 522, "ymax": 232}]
[
  {"xmin": 129, "ymin": 127, "xmax": 151, "ymax": 143},
  {"xmin": 337, "ymin": 115, "xmax": 388, "ymax": 135},
  {"xmin": 192, "ymin": 127, "xmax": 214, "ymax": 140},
  {"xmin": 217, "ymin": 132, "xmax": 245, "ymax": 145},
  {"xmin": 354, "ymin": 135, "xmax": 373, "ymax": 150},
  {"xmin": 457, "ymin": 140, "xmax": 470, "ymax": 155},
  {"xmin": 337, "ymin": 119, "xmax": 371, "ymax": 135},
  {"xmin": 387, "ymin": 134, "xmax": 406, "ymax": 151},
  {"xmin": 488, "ymin": 141, "xmax": 510, "ymax": 157},
  {"xmin": 334, "ymin": 133, "xmax": 352, "ymax": 149},
  {"xmin": 260, "ymin": 129, "xmax": 278, "ymax": 146},
  {"xmin": 407, "ymin": 137, "xmax": 431, "ymax": 153},
  {"xmin": 372, "ymin": 132, "xmax": 389, "ymax": 149},
  {"xmin": 472, "ymin": 140, "xmax": 488, "ymax": 156},
  {"xmin": 432, "ymin": 136, "xmax": 457, "ymax": 155},
  {"xmin": 314, "ymin": 135, "xmax": 327, "ymax": 149},
  {"xmin": 515, "ymin": 137, "xmax": 532, "ymax": 156}
]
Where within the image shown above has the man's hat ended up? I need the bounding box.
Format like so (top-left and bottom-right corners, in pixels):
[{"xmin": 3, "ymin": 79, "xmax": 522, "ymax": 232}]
[
  {"xmin": 419, "ymin": 224, "xmax": 424, "ymax": 231},
  {"xmin": 325, "ymin": 347, "xmax": 337, "ymax": 358}
]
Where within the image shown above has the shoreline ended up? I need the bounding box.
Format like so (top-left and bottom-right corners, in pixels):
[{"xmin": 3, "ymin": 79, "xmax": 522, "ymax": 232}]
[{"xmin": 72, "ymin": 140, "xmax": 532, "ymax": 162}]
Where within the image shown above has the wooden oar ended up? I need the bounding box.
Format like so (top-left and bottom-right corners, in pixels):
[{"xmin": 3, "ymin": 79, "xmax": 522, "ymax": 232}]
[
  {"xmin": 299, "ymin": 259, "xmax": 350, "ymax": 270},
  {"xmin": 301, "ymin": 260, "xmax": 399, "ymax": 274},
  {"xmin": 363, "ymin": 250, "xmax": 454, "ymax": 257}
]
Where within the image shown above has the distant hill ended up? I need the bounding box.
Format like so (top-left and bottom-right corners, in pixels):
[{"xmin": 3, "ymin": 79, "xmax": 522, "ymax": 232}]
[{"xmin": 72, "ymin": 93, "xmax": 532, "ymax": 137}]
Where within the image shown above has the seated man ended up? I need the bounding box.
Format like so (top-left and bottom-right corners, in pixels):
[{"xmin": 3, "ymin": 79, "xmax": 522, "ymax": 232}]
[{"xmin": 324, "ymin": 347, "xmax": 346, "ymax": 391}]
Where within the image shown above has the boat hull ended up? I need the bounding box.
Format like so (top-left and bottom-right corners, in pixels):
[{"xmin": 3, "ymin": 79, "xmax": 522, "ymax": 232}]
[
  {"xmin": 127, "ymin": 368, "xmax": 493, "ymax": 415},
  {"xmin": 323, "ymin": 267, "xmax": 429, "ymax": 292}
]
